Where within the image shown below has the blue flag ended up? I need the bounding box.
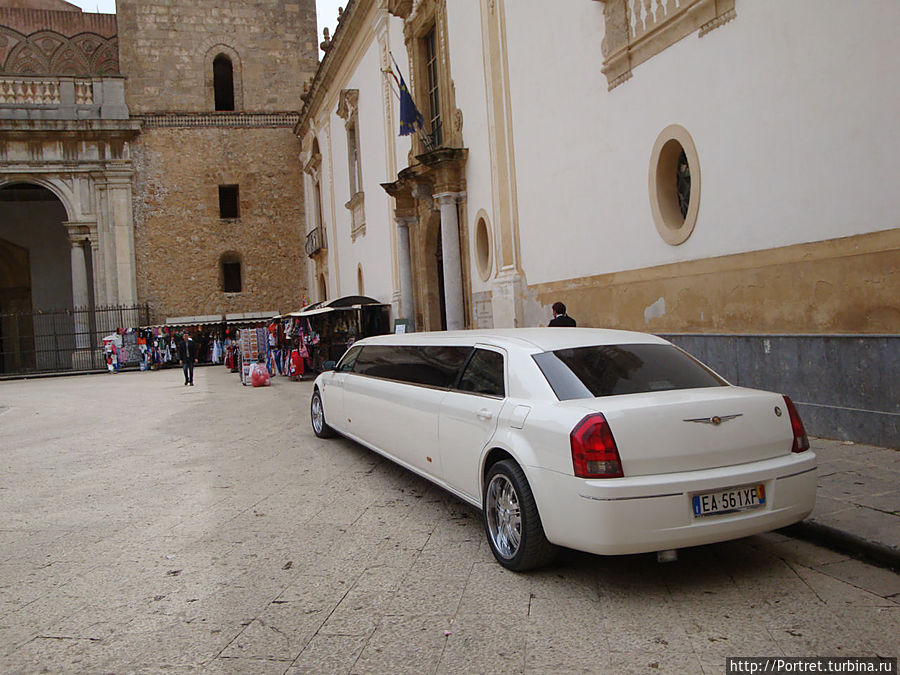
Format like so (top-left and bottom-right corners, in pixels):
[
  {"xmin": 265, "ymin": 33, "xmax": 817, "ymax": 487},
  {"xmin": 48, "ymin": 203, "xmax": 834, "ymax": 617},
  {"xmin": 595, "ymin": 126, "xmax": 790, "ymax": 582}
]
[{"xmin": 398, "ymin": 72, "xmax": 424, "ymax": 137}]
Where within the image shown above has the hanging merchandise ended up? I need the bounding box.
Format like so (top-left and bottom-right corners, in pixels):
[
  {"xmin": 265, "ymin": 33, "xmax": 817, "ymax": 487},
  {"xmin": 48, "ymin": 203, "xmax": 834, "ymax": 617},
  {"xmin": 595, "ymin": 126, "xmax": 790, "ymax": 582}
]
[{"xmin": 288, "ymin": 348, "xmax": 304, "ymax": 381}]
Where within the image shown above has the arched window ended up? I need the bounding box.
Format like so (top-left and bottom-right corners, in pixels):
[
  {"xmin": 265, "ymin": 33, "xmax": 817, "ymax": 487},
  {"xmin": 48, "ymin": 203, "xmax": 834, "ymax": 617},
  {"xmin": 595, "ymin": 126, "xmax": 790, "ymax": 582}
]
[
  {"xmin": 318, "ymin": 273, "xmax": 327, "ymax": 302},
  {"xmin": 357, "ymin": 265, "xmax": 364, "ymax": 295},
  {"xmin": 220, "ymin": 252, "xmax": 242, "ymax": 293},
  {"xmin": 213, "ymin": 54, "xmax": 235, "ymax": 111}
]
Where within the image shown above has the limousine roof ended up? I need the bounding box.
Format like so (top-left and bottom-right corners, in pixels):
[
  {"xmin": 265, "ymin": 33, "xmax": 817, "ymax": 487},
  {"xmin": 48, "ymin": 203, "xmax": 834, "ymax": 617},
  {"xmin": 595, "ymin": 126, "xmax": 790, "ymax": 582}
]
[{"xmin": 356, "ymin": 328, "xmax": 668, "ymax": 353}]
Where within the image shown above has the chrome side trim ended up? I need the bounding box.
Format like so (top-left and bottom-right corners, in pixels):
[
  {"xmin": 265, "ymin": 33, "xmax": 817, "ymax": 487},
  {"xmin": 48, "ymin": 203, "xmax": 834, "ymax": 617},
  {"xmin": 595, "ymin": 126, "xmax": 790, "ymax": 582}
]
[
  {"xmin": 776, "ymin": 466, "xmax": 817, "ymax": 480},
  {"xmin": 578, "ymin": 492, "xmax": 681, "ymax": 502}
]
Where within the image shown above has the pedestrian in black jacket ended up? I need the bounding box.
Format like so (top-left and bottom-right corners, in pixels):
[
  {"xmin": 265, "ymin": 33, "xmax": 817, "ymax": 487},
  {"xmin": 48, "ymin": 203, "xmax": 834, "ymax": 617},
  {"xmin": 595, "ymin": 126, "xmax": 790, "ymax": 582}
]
[
  {"xmin": 548, "ymin": 301, "xmax": 576, "ymax": 327},
  {"xmin": 178, "ymin": 332, "xmax": 198, "ymax": 385}
]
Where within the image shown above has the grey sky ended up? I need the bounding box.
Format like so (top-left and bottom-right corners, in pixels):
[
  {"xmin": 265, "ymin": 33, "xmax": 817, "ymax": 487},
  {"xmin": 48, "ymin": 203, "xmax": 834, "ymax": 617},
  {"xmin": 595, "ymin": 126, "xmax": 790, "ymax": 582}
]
[{"xmin": 65, "ymin": 0, "xmax": 344, "ymax": 54}]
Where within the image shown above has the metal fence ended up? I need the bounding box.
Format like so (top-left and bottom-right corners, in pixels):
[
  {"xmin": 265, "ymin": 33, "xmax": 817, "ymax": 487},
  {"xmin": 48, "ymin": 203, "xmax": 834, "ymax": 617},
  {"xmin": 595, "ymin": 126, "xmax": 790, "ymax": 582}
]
[{"xmin": 0, "ymin": 304, "xmax": 150, "ymax": 376}]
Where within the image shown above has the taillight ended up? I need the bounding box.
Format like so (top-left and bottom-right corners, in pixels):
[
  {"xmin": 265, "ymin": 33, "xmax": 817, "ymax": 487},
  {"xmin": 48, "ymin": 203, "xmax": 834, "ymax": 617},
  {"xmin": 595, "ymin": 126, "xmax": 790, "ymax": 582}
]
[
  {"xmin": 570, "ymin": 413, "xmax": 624, "ymax": 478},
  {"xmin": 783, "ymin": 396, "xmax": 810, "ymax": 453}
]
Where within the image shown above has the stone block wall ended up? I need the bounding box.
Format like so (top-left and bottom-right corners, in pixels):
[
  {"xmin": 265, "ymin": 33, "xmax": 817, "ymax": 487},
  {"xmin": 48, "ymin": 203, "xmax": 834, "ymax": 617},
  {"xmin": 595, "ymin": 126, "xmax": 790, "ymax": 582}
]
[
  {"xmin": 131, "ymin": 125, "xmax": 307, "ymax": 322},
  {"xmin": 116, "ymin": 0, "xmax": 318, "ymax": 113}
]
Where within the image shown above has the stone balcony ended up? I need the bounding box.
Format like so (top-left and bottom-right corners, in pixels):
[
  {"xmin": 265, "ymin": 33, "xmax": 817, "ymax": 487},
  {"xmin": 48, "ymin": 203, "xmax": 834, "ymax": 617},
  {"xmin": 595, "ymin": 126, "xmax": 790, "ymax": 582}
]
[{"xmin": 0, "ymin": 75, "xmax": 129, "ymax": 121}]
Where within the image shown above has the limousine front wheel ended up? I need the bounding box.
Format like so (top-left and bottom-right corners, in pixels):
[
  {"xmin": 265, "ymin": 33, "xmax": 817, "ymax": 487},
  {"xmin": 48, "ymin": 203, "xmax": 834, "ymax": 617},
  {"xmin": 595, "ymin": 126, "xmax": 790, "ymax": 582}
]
[
  {"xmin": 310, "ymin": 388, "xmax": 336, "ymax": 438},
  {"xmin": 483, "ymin": 460, "xmax": 558, "ymax": 571}
]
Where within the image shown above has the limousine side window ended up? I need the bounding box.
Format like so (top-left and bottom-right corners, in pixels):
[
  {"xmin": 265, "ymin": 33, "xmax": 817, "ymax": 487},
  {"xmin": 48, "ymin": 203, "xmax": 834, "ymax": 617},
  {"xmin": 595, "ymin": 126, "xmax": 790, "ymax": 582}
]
[
  {"xmin": 336, "ymin": 345, "xmax": 362, "ymax": 372},
  {"xmin": 353, "ymin": 345, "xmax": 471, "ymax": 388},
  {"xmin": 457, "ymin": 348, "xmax": 505, "ymax": 398}
]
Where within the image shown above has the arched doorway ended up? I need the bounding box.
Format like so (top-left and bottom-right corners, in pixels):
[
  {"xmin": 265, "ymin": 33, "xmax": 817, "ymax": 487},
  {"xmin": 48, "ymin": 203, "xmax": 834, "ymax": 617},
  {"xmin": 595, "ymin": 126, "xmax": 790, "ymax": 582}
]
[
  {"xmin": 0, "ymin": 182, "xmax": 95, "ymax": 373},
  {"xmin": 418, "ymin": 211, "xmax": 447, "ymax": 331},
  {"xmin": 0, "ymin": 182, "xmax": 75, "ymax": 313}
]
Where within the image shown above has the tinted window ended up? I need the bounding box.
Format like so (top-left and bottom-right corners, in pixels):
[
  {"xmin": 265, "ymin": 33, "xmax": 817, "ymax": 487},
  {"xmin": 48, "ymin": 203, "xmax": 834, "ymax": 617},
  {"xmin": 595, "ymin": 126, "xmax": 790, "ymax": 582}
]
[
  {"xmin": 354, "ymin": 345, "xmax": 471, "ymax": 388},
  {"xmin": 336, "ymin": 345, "xmax": 361, "ymax": 372},
  {"xmin": 457, "ymin": 349, "xmax": 505, "ymax": 397},
  {"xmin": 533, "ymin": 343, "xmax": 726, "ymax": 401}
]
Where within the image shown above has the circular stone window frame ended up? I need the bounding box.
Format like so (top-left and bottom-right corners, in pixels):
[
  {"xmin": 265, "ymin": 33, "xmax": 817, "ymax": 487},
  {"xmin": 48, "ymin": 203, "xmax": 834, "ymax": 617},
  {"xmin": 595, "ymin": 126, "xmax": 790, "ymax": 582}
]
[
  {"xmin": 473, "ymin": 211, "xmax": 493, "ymax": 282},
  {"xmin": 649, "ymin": 124, "xmax": 701, "ymax": 246}
]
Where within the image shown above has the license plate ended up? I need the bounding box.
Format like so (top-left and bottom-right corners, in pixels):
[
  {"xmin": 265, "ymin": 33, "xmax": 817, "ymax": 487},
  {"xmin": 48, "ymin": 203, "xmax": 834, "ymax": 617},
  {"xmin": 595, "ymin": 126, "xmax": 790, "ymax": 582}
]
[{"xmin": 692, "ymin": 484, "xmax": 766, "ymax": 517}]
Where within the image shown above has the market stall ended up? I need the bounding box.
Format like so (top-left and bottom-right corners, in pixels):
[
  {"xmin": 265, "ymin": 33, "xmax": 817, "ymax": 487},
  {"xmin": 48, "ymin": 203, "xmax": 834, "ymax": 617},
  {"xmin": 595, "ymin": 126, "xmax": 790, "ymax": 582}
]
[
  {"xmin": 223, "ymin": 312, "xmax": 279, "ymax": 382},
  {"xmin": 286, "ymin": 296, "xmax": 391, "ymax": 372}
]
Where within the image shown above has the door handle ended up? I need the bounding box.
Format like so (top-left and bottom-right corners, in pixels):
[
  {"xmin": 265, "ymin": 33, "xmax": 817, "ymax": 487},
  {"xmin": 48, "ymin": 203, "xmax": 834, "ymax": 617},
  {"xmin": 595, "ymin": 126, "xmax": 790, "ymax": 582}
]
[{"xmin": 476, "ymin": 408, "xmax": 493, "ymax": 421}]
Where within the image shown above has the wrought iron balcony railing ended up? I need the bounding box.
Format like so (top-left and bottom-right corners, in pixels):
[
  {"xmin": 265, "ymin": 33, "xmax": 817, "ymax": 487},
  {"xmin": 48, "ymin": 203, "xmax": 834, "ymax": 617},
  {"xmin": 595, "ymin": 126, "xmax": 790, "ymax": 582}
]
[{"xmin": 305, "ymin": 226, "xmax": 327, "ymax": 257}]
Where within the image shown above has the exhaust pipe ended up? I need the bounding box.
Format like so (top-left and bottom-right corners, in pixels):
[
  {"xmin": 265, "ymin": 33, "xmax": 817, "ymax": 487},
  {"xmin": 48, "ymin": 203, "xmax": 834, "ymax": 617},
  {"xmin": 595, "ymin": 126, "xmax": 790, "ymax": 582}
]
[{"xmin": 657, "ymin": 549, "xmax": 678, "ymax": 563}]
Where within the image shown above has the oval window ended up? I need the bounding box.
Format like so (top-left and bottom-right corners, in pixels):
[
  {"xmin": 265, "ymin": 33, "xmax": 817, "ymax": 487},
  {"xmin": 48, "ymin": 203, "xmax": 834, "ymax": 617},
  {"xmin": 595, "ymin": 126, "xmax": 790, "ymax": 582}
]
[
  {"xmin": 474, "ymin": 215, "xmax": 492, "ymax": 281},
  {"xmin": 649, "ymin": 125, "xmax": 700, "ymax": 245}
]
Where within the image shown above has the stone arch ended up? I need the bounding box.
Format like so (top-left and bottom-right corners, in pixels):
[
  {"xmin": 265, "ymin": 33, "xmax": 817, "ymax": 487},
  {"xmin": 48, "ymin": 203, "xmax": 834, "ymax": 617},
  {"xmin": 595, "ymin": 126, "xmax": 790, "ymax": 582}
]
[
  {"xmin": 0, "ymin": 180, "xmax": 74, "ymax": 315},
  {"xmin": 201, "ymin": 42, "xmax": 244, "ymax": 111},
  {"xmin": 4, "ymin": 39, "xmax": 51, "ymax": 74},
  {"xmin": 0, "ymin": 27, "xmax": 26, "ymax": 71},
  {"xmin": 0, "ymin": 175, "xmax": 76, "ymax": 222},
  {"xmin": 89, "ymin": 38, "xmax": 118, "ymax": 75},
  {"xmin": 50, "ymin": 44, "xmax": 91, "ymax": 76}
]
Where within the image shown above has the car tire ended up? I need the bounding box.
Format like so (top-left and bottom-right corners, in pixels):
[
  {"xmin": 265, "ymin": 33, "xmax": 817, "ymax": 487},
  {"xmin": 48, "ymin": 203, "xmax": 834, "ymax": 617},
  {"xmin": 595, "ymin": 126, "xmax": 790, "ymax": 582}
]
[
  {"xmin": 483, "ymin": 459, "xmax": 558, "ymax": 571},
  {"xmin": 310, "ymin": 388, "xmax": 336, "ymax": 438}
]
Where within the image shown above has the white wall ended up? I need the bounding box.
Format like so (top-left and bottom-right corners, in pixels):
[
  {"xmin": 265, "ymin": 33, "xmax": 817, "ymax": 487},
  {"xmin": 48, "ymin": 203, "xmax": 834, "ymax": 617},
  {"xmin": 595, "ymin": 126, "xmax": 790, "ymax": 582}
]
[
  {"xmin": 309, "ymin": 8, "xmax": 411, "ymax": 305},
  {"xmin": 460, "ymin": 0, "xmax": 900, "ymax": 287},
  {"xmin": 445, "ymin": 0, "xmax": 495, "ymax": 294}
]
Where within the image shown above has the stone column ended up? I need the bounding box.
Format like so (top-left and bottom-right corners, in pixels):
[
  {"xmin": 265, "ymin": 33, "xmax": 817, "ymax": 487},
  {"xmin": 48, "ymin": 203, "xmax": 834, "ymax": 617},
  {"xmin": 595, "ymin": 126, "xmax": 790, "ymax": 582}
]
[
  {"xmin": 435, "ymin": 192, "xmax": 465, "ymax": 331},
  {"xmin": 88, "ymin": 230, "xmax": 104, "ymax": 307},
  {"xmin": 106, "ymin": 169, "xmax": 138, "ymax": 305},
  {"xmin": 396, "ymin": 216, "xmax": 416, "ymax": 331},
  {"xmin": 65, "ymin": 226, "xmax": 90, "ymax": 348},
  {"xmin": 94, "ymin": 178, "xmax": 118, "ymax": 305}
]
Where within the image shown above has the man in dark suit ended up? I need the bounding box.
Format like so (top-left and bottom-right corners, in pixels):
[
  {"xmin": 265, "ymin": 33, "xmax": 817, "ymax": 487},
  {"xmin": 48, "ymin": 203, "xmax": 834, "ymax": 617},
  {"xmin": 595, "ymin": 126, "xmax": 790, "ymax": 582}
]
[
  {"xmin": 178, "ymin": 331, "xmax": 198, "ymax": 385},
  {"xmin": 548, "ymin": 301, "xmax": 576, "ymax": 327}
]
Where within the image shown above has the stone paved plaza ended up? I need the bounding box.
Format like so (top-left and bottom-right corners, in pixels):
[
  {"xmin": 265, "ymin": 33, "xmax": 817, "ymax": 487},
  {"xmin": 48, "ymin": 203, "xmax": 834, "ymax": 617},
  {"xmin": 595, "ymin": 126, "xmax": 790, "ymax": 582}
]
[{"xmin": 0, "ymin": 367, "xmax": 897, "ymax": 673}]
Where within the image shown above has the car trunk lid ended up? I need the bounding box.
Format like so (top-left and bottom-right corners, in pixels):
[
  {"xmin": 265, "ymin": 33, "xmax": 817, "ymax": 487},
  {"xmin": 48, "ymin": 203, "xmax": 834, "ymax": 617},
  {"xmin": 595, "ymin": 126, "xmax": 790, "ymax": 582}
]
[{"xmin": 575, "ymin": 387, "xmax": 795, "ymax": 476}]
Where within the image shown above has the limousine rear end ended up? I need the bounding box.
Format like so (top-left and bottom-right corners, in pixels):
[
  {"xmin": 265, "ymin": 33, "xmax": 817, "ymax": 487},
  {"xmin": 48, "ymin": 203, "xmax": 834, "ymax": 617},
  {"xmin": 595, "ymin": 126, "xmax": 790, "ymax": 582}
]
[{"xmin": 310, "ymin": 328, "xmax": 817, "ymax": 571}]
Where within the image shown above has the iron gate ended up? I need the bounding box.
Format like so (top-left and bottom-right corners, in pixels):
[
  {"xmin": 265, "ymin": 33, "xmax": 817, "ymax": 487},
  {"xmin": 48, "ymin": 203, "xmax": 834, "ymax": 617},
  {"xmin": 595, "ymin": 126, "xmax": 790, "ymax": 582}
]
[{"xmin": 0, "ymin": 304, "xmax": 150, "ymax": 376}]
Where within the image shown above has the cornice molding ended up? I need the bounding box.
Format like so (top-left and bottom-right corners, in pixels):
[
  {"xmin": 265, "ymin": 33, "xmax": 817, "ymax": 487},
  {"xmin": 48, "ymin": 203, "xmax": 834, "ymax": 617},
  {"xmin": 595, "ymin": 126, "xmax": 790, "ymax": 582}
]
[
  {"xmin": 295, "ymin": 0, "xmax": 376, "ymax": 138},
  {"xmin": 336, "ymin": 88, "xmax": 359, "ymax": 121},
  {"xmin": 600, "ymin": 0, "xmax": 735, "ymax": 91}
]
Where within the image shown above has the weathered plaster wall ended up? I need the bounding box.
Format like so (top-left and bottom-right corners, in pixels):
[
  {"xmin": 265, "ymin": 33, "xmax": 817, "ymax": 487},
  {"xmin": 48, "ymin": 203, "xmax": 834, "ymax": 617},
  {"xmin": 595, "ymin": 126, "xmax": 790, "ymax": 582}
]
[{"xmin": 533, "ymin": 230, "xmax": 900, "ymax": 334}]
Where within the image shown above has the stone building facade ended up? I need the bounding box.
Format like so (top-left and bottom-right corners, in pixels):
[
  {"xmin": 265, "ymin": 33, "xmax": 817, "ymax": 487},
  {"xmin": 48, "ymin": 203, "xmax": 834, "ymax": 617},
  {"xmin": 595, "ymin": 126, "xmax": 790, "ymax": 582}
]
[
  {"xmin": 0, "ymin": 0, "xmax": 139, "ymax": 373},
  {"xmin": 0, "ymin": 0, "xmax": 318, "ymax": 329},
  {"xmin": 117, "ymin": 0, "xmax": 318, "ymax": 321}
]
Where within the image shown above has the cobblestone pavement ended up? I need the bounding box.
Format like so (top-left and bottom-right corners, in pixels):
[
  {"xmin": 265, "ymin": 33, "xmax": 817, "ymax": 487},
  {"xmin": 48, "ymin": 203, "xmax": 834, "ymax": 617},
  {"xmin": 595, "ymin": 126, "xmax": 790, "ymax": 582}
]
[
  {"xmin": 791, "ymin": 438, "xmax": 900, "ymax": 566},
  {"xmin": 0, "ymin": 367, "xmax": 897, "ymax": 674}
]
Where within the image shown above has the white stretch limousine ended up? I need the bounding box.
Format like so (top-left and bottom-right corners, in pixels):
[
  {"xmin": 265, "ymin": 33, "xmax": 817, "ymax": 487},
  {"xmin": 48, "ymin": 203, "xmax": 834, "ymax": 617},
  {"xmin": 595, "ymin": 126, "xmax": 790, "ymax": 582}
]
[{"xmin": 310, "ymin": 328, "xmax": 817, "ymax": 571}]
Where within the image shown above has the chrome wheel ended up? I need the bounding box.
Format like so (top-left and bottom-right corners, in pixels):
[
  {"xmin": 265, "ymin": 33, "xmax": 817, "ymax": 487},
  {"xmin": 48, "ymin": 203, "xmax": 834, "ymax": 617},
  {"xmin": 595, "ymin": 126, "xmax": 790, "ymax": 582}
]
[
  {"xmin": 310, "ymin": 388, "xmax": 335, "ymax": 438},
  {"xmin": 311, "ymin": 392, "xmax": 324, "ymax": 434},
  {"xmin": 482, "ymin": 459, "xmax": 558, "ymax": 571},
  {"xmin": 485, "ymin": 473, "xmax": 522, "ymax": 559}
]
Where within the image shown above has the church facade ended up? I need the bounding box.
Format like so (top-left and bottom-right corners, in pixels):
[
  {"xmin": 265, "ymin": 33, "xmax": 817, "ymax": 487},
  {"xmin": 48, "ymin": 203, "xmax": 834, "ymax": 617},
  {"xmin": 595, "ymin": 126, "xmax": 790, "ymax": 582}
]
[
  {"xmin": 295, "ymin": 0, "xmax": 898, "ymax": 446},
  {"xmin": 0, "ymin": 0, "xmax": 318, "ymax": 331}
]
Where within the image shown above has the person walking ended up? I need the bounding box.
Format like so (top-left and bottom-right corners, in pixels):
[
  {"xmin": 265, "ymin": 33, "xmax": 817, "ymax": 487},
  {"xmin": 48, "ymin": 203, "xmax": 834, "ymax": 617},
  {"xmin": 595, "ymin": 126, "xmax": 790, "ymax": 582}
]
[
  {"xmin": 178, "ymin": 331, "xmax": 198, "ymax": 386},
  {"xmin": 548, "ymin": 301, "xmax": 576, "ymax": 327}
]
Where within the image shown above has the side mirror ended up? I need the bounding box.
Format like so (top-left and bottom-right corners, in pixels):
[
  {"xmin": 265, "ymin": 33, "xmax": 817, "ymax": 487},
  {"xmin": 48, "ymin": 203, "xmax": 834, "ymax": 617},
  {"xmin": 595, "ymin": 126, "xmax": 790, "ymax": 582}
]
[{"xmin": 323, "ymin": 360, "xmax": 337, "ymax": 371}]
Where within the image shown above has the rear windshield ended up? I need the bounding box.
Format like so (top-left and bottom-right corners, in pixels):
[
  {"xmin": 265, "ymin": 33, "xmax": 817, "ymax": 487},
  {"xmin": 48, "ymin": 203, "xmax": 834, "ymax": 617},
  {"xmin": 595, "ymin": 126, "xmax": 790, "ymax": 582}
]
[{"xmin": 533, "ymin": 343, "xmax": 727, "ymax": 401}]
